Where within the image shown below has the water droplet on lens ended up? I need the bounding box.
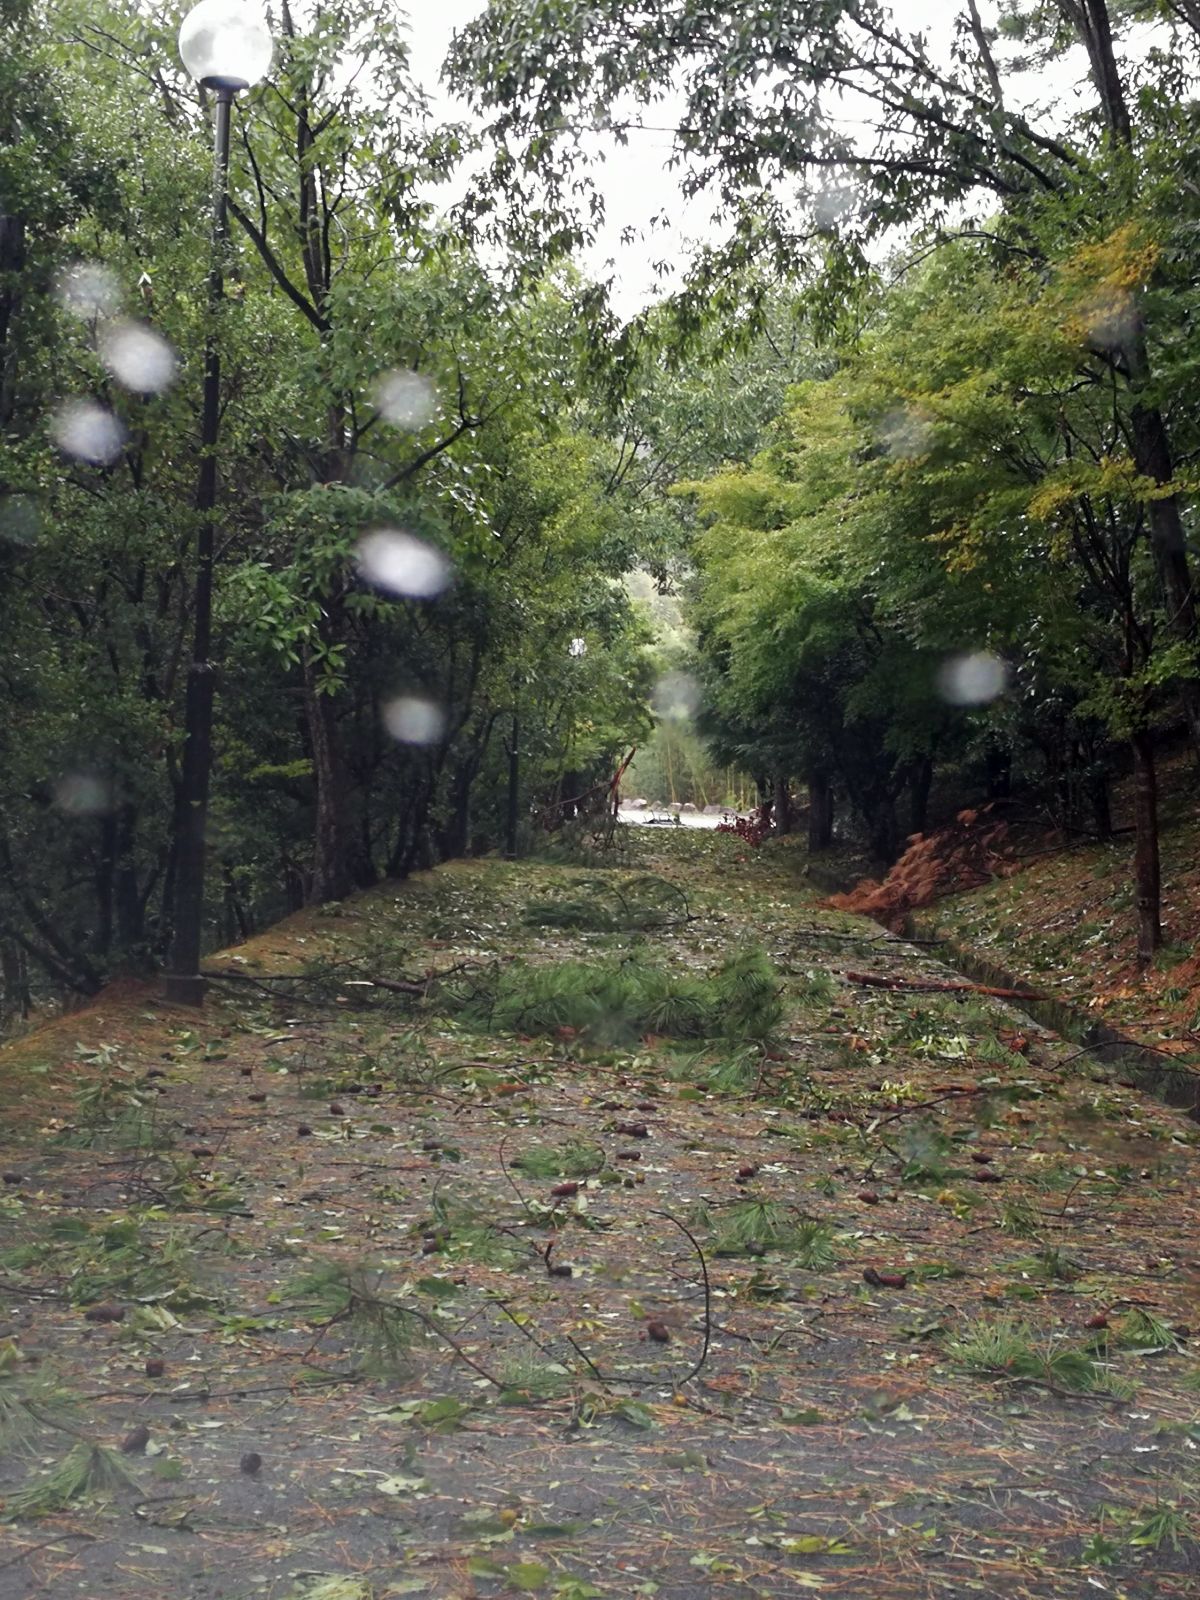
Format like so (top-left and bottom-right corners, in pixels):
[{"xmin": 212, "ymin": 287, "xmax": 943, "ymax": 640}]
[
  {"xmin": 652, "ymin": 671, "xmax": 700, "ymax": 722},
  {"xmin": 1082, "ymin": 289, "xmax": 1136, "ymax": 354},
  {"xmin": 56, "ymin": 262, "xmax": 121, "ymax": 320},
  {"xmin": 100, "ymin": 320, "xmax": 177, "ymax": 393},
  {"xmin": 51, "ymin": 401, "xmax": 125, "ymax": 465},
  {"xmin": 356, "ymin": 530, "xmax": 451, "ymax": 598},
  {"xmin": 878, "ymin": 407, "xmax": 933, "ymax": 460},
  {"xmin": 55, "ymin": 774, "xmax": 114, "ymax": 816},
  {"xmin": 373, "ymin": 369, "xmax": 437, "ymax": 430},
  {"xmin": 938, "ymin": 651, "xmax": 1008, "ymax": 706},
  {"xmin": 382, "ymin": 696, "xmax": 445, "ymax": 745},
  {"xmin": 813, "ymin": 183, "xmax": 856, "ymax": 229}
]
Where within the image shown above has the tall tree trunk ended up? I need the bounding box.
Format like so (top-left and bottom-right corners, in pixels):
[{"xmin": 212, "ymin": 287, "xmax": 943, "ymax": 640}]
[
  {"xmin": 1167, "ymin": 1, "xmax": 1200, "ymax": 43},
  {"xmin": 984, "ymin": 742, "xmax": 1012, "ymax": 800},
  {"xmin": 94, "ymin": 813, "xmax": 116, "ymax": 957},
  {"xmin": 755, "ymin": 773, "xmax": 772, "ymax": 829},
  {"xmin": 1059, "ymin": 0, "xmax": 1133, "ymax": 144},
  {"xmin": 1, "ymin": 941, "xmax": 31, "ymax": 1022},
  {"xmin": 440, "ymin": 757, "xmax": 476, "ymax": 857},
  {"xmin": 0, "ymin": 206, "xmax": 25, "ymax": 430},
  {"xmin": 774, "ymin": 772, "xmax": 793, "ymax": 835},
  {"xmin": 909, "ymin": 755, "xmax": 934, "ymax": 835},
  {"xmin": 505, "ymin": 712, "xmax": 520, "ymax": 859},
  {"xmin": 303, "ymin": 645, "xmax": 354, "ymax": 903},
  {"xmin": 158, "ymin": 832, "xmax": 177, "ymax": 961},
  {"xmin": 113, "ymin": 803, "xmax": 144, "ymax": 953},
  {"xmin": 1059, "ymin": 1, "xmax": 1200, "ymax": 756},
  {"xmin": 222, "ymin": 864, "xmax": 251, "ymax": 944},
  {"xmin": 1130, "ymin": 727, "xmax": 1161, "ymax": 966},
  {"xmin": 454, "ymin": 762, "xmax": 474, "ymax": 855},
  {"xmin": 559, "ymin": 769, "xmax": 583, "ymax": 821},
  {"xmin": 1124, "ymin": 348, "xmax": 1200, "ymax": 756},
  {"xmin": 807, "ymin": 770, "xmax": 834, "ymax": 851},
  {"xmin": 281, "ymin": 850, "xmax": 306, "ymax": 911},
  {"xmin": 869, "ymin": 797, "xmax": 899, "ymax": 864},
  {"xmin": 1088, "ymin": 763, "xmax": 1113, "ymax": 840}
]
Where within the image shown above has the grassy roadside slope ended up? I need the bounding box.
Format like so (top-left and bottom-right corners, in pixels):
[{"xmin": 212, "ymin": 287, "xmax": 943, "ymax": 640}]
[{"xmin": 920, "ymin": 765, "xmax": 1200, "ymax": 1058}]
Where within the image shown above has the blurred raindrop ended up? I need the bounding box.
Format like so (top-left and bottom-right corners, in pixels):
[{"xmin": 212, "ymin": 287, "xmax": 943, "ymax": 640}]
[
  {"xmin": 652, "ymin": 671, "xmax": 701, "ymax": 722},
  {"xmin": 56, "ymin": 262, "xmax": 121, "ymax": 320},
  {"xmin": 100, "ymin": 320, "xmax": 177, "ymax": 393},
  {"xmin": 938, "ymin": 651, "xmax": 1008, "ymax": 706},
  {"xmin": 382, "ymin": 695, "xmax": 445, "ymax": 745},
  {"xmin": 877, "ymin": 407, "xmax": 933, "ymax": 460},
  {"xmin": 356, "ymin": 529, "xmax": 452, "ymax": 599},
  {"xmin": 813, "ymin": 183, "xmax": 856, "ymax": 230},
  {"xmin": 373, "ymin": 368, "xmax": 437, "ymax": 431},
  {"xmin": 51, "ymin": 401, "xmax": 125, "ymax": 465},
  {"xmin": 1082, "ymin": 289, "xmax": 1137, "ymax": 354},
  {"xmin": 0, "ymin": 494, "xmax": 39, "ymax": 548},
  {"xmin": 54, "ymin": 773, "xmax": 114, "ymax": 816}
]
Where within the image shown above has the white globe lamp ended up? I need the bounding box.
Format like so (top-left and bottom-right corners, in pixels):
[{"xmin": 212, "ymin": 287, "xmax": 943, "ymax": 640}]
[{"xmin": 179, "ymin": 0, "xmax": 272, "ymax": 92}]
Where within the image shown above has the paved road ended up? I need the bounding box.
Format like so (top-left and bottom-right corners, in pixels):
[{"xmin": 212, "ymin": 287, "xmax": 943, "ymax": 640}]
[{"xmin": 619, "ymin": 804, "xmax": 732, "ymax": 830}]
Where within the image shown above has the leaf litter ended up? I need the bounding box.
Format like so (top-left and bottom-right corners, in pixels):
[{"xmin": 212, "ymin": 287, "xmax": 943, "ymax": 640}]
[{"xmin": 0, "ymin": 828, "xmax": 1197, "ymax": 1597}]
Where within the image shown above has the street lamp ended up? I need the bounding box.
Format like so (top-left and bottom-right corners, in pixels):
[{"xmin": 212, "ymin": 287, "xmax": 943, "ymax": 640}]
[{"xmin": 164, "ymin": 0, "xmax": 272, "ymax": 1006}]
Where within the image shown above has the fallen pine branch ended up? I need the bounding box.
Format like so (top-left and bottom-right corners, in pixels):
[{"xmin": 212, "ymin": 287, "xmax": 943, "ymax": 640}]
[
  {"xmin": 203, "ymin": 956, "xmax": 499, "ymax": 1005},
  {"xmin": 340, "ymin": 973, "xmax": 424, "ymax": 996},
  {"xmin": 203, "ymin": 965, "xmax": 425, "ymax": 997},
  {"xmin": 841, "ymin": 969, "xmax": 1043, "ymax": 1002},
  {"xmin": 201, "ymin": 970, "xmax": 332, "ymax": 1006}
]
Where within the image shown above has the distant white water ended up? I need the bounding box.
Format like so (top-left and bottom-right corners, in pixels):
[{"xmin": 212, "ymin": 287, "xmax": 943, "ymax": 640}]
[{"xmin": 618, "ymin": 804, "xmax": 738, "ymax": 831}]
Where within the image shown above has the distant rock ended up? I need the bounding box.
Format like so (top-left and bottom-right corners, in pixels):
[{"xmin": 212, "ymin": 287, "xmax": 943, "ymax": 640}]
[
  {"xmin": 627, "ymin": 797, "xmax": 648, "ymax": 810},
  {"xmin": 681, "ymin": 802, "xmax": 697, "ymax": 813},
  {"xmin": 703, "ymin": 804, "xmax": 725, "ymax": 815}
]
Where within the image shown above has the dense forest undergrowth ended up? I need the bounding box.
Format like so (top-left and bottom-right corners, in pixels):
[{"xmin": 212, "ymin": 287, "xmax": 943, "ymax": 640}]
[{"xmin": 1, "ymin": 827, "xmax": 1198, "ymax": 1599}]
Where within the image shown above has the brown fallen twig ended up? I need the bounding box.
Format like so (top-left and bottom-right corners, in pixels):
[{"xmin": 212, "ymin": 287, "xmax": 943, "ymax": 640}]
[
  {"xmin": 865, "ymin": 1085, "xmax": 987, "ymax": 1135},
  {"xmin": 842, "ymin": 969, "xmax": 1043, "ymax": 1002},
  {"xmin": 405, "ymin": 1303, "xmax": 506, "ymax": 1390},
  {"xmin": 497, "ymin": 1132, "xmax": 537, "ymax": 1220},
  {"xmin": 493, "ymin": 1297, "xmax": 609, "ymax": 1391},
  {"xmin": 200, "ymin": 971, "xmax": 333, "ymax": 1006},
  {"xmin": 1001, "ymin": 1375, "xmax": 1128, "ymax": 1406},
  {"xmin": 0, "ymin": 1531, "xmax": 97, "ymax": 1574},
  {"xmin": 82, "ymin": 1373, "xmax": 363, "ymax": 1403},
  {"xmin": 1054, "ymin": 1037, "xmax": 1200, "ymax": 1079}
]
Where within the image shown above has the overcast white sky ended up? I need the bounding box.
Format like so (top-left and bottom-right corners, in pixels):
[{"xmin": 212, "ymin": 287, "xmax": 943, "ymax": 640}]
[
  {"xmin": 398, "ymin": 2, "xmax": 1121, "ymax": 313},
  {"xmin": 403, "ymin": 0, "xmax": 704, "ymax": 311}
]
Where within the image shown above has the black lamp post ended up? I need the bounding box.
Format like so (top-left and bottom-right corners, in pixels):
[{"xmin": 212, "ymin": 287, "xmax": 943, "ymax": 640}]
[{"xmin": 164, "ymin": 0, "xmax": 273, "ymax": 1006}]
